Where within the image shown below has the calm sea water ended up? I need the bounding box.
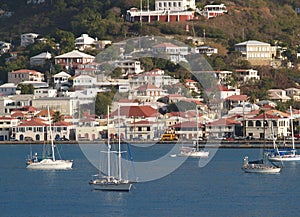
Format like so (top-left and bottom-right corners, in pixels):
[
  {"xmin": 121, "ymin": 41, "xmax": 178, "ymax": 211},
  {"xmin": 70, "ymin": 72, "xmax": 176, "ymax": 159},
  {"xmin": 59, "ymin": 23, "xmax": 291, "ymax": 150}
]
[{"xmin": 1, "ymin": 144, "xmax": 300, "ymax": 217}]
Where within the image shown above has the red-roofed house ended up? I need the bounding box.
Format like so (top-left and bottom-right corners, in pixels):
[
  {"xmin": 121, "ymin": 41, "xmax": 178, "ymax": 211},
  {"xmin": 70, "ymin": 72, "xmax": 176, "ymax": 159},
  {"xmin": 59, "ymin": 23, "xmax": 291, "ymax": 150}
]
[
  {"xmin": 8, "ymin": 69, "xmax": 44, "ymax": 84},
  {"xmin": 14, "ymin": 118, "xmax": 48, "ymax": 141}
]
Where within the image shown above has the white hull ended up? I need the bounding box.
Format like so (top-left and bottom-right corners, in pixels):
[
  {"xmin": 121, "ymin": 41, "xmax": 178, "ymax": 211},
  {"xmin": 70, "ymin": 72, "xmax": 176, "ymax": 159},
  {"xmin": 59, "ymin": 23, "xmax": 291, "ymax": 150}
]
[
  {"xmin": 27, "ymin": 159, "xmax": 73, "ymax": 170},
  {"xmin": 242, "ymin": 166, "xmax": 281, "ymax": 174},
  {"xmin": 268, "ymin": 155, "xmax": 300, "ymax": 162},
  {"xmin": 178, "ymin": 147, "xmax": 209, "ymax": 157}
]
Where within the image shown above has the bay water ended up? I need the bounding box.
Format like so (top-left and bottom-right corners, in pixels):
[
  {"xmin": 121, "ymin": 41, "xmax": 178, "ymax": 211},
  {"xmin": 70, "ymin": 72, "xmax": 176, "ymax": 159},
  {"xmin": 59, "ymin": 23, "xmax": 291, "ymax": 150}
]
[{"xmin": 1, "ymin": 144, "xmax": 300, "ymax": 217}]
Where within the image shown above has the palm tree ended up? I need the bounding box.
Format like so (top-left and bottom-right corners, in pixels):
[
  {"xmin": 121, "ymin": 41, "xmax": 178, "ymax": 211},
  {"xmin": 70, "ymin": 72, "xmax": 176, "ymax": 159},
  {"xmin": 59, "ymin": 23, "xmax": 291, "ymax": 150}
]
[{"xmin": 52, "ymin": 111, "xmax": 64, "ymax": 123}]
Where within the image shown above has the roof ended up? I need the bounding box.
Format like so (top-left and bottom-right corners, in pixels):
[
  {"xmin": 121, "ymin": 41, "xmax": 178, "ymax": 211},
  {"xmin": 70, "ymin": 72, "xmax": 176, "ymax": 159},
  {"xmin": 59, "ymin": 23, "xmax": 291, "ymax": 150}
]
[
  {"xmin": 111, "ymin": 106, "xmax": 160, "ymax": 118},
  {"xmin": 31, "ymin": 51, "xmax": 52, "ymax": 59},
  {"xmin": 10, "ymin": 69, "xmax": 41, "ymax": 74},
  {"xmin": 53, "ymin": 121, "xmax": 73, "ymax": 126},
  {"xmin": 55, "ymin": 50, "xmax": 95, "ymax": 59},
  {"xmin": 235, "ymin": 40, "xmax": 270, "ymax": 46},
  {"xmin": 153, "ymin": 42, "xmax": 179, "ymax": 48},
  {"xmin": 35, "ymin": 109, "xmax": 55, "ymax": 117},
  {"xmin": 207, "ymin": 118, "xmax": 241, "ymax": 126},
  {"xmin": 53, "ymin": 71, "xmax": 71, "ymax": 78},
  {"xmin": 226, "ymin": 95, "xmax": 248, "ymax": 101},
  {"xmin": 19, "ymin": 118, "xmax": 48, "ymax": 127},
  {"xmin": 136, "ymin": 84, "xmax": 160, "ymax": 91},
  {"xmin": 207, "ymin": 84, "xmax": 230, "ymax": 92}
]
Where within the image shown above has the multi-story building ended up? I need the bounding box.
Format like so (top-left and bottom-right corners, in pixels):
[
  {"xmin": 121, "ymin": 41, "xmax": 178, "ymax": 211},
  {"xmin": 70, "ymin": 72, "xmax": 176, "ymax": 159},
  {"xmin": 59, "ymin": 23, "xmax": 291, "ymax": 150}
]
[
  {"xmin": 126, "ymin": 0, "xmax": 195, "ymax": 23},
  {"xmin": 8, "ymin": 69, "xmax": 44, "ymax": 84},
  {"xmin": 234, "ymin": 40, "xmax": 277, "ymax": 65},
  {"xmin": 234, "ymin": 69, "xmax": 260, "ymax": 83},
  {"xmin": 153, "ymin": 42, "xmax": 188, "ymax": 63},
  {"xmin": 54, "ymin": 50, "xmax": 95, "ymax": 70},
  {"xmin": 0, "ymin": 117, "xmax": 19, "ymax": 141},
  {"xmin": 114, "ymin": 59, "xmax": 144, "ymax": 77},
  {"xmin": 75, "ymin": 34, "xmax": 97, "ymax": 51},
  {"xmin": 200, "ymin": 4, "xmax": 227, "ymax": 19}
]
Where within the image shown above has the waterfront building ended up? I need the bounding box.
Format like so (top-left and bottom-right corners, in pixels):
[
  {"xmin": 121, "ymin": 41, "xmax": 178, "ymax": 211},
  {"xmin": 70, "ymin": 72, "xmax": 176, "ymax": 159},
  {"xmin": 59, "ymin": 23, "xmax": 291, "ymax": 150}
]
[
  {"xmin": 245, "ymin": 111, "xmax": 290, "ymax": 139},
  {"xmin": 172, "ymin": 121, "xmax": 205, "ymax": 139},
  {"xmin": 0, "ymin": 117, "xmax": 19, "ymax": 141},
  {"xmin": 0, "ymin": 94, "xmax": 33, "ymax": 116},
  {"xmin": 206, "ymin": 118, "xmax": 242, "ymax": 139}
]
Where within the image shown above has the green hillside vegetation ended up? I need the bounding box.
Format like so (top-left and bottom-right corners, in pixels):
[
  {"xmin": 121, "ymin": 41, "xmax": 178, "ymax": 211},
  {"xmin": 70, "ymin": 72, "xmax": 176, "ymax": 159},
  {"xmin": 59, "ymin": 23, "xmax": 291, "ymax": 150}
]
[{"xmin": 1, "ymin": 0, "xmax": 300, "ymax": 108}]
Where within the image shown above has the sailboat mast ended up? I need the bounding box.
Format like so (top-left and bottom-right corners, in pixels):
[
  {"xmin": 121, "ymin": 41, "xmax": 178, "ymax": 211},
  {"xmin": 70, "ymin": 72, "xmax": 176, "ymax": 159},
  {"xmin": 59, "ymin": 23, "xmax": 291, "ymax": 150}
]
[
  {"xmin": 48, "ymin": 107, "xmax": 55, "ymax": 161},
  {"xmin": 118, "ymin": 105, "xmax": 122, "ymax": 180},
  {"xmin": 290, "ymin": 106, "xmax": 295, "ymax": 150},
  {"xmin": 107, "ymin": 106, "xmax": 111, "ymax": 180},
  {"xmin": 196, "ymin": 105, "xmax": 199, "ymax": 151}
]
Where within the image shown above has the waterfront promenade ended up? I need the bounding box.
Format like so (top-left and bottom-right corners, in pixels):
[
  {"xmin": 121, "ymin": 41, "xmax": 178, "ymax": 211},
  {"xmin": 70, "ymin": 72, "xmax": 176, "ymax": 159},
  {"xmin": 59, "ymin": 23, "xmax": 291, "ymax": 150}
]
[{"xmin": 2, "ymin": 139, "xmax": 300, "ymax": 148}]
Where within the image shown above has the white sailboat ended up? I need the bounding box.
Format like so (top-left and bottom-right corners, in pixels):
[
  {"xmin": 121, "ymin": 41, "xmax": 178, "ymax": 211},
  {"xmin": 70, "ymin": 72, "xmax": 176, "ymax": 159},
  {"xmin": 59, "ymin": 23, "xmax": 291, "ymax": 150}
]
[
  {"xmin": 242, "ymin": 112, "xmax": 281, "ymax": 174},
  {"xmin": 242, "ymin": 156, "xmax": 281, "ymax": 174},
  {"xmin": 26, "ymin": 107, "xmax": 73, "ymax": 170},
  {"xmin": 268, "ymin": 106, "xmax": 300, "ymax": 162},
  {"xmin": 90, "ymin": 106, "xmax": 133, "ymax": 191},
  {"xmin": 178, "ymin": 107, "xmax": 209, "ymax": 158}
]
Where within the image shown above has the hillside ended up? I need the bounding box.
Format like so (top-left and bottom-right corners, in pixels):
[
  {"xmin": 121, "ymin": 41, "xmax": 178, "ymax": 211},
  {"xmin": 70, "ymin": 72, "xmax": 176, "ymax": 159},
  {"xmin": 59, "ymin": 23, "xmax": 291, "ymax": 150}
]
[{"xmin": 0, "ymin": 0, "xmax": 300, "ymax": 48}]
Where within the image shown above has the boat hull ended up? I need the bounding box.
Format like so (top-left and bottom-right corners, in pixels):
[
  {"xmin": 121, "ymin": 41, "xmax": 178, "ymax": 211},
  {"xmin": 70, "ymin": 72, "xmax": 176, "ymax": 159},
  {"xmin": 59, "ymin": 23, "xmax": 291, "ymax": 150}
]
[
  {"xmin": 92, "ymin": 182, "xmax": 132, "ymax": 191},
  {"xmin": 178, "ymin": 148, "xmax": 209, "ymax": 157},
  {"xmin": 268, "ymin": 155, "xmax": 300, "ymax": 162},
  {"xmin": 242, "ymin": 166, "xmax": 281, "ymax": 174},
  {"xmin": 26, "ymin": 159, "xmax": 73, "ymax": 170}
]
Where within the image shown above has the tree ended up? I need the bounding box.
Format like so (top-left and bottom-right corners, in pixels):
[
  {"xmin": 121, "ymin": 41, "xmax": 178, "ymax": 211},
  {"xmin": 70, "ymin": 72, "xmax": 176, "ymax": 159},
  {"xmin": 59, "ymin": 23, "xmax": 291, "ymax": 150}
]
[
  {"xmin": 52, "ymin": 29, "xmax": 75, "ymax": 54},
  {"xmin": 52, "ymin": 111, "xmax": 64, "ymax": 123},
  {"xmin": 17, "ymin": 84, "xmax": 34, "ymax": 94},
  {"xmin": 95, "ymin": 93, "xmax": 112, "ymax": 116}
]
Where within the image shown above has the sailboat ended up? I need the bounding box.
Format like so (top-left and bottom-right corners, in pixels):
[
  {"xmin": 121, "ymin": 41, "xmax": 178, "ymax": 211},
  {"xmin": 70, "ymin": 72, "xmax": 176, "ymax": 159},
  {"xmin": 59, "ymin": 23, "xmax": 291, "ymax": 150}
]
[
  {"xmin": 178, "ymin": 107, "xmax": 209, "ymax": 158},
  {"xmin": 26, "ymin": 107, "xmax": 73, "ymax": 170},
  {"xmin": 267, "ymin": 106, "xmax": 300, "ymax": 162},
  {"xmin": 89, "ymin": 106, "xmax": 133, "ymax": 191},
  {"xmin": 242, "ymin": 111, "xmax": 281, "ymax": 173}
]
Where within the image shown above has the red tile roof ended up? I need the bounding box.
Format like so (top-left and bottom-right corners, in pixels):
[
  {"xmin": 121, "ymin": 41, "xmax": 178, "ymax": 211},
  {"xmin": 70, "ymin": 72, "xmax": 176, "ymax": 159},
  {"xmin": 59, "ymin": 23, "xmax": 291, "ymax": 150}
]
[
  {"xmin": 111, "ymin": 106, "xmax": 160, "ymax": 118},
  {"xmin": 207, "ymin": 118, "xmax": 241, "ymax": 126},
  {"xmin": 19, "ymin": 118, "xmax": 48, "ymax": 126},
  {"xmin": 226, "ymin": 95, "xmax": 248, "ymax": 101}
]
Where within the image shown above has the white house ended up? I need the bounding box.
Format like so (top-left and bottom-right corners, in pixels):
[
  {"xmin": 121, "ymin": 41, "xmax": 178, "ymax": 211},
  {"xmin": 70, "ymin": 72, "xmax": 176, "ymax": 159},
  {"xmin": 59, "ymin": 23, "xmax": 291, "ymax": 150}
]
[
  {"xmin": 200, "ymin": 4, "xmax": 227, "ymax": 19},
  {"xmin": 21, "ymin": 33, "xmax": 39, "ymax": 47},
  {"xmin": 0, "ymin": 117, "xmax": 19, "ymax": 141},
  {"xmin": 34, "ymin": 88, "xmax": 57, "ymax": 98},
  {"xmin": 268, "ymin": 89, "xmax": 291, "ymax": 102},
  {"xmin": 53, "ymin": 71, "xmax": 71, "ymax": 85},
  {"xmin": 0, "ymin": 83, "xmax": 17, "ymax": 96},
  {"xmin": 0, "ymin": 41, "xmax": 12, "ymax": 54},
  {"xmin": 153, "ymin": 42, "xmax": 189, "ymax": 63},
  {"xmin": 285, "ymin": 88, "xmax": 300, "ymax": 101},
  {"xmin": 114, "ymin": 59, "xmax": 144, "ymax": 77},
  {"xmin": 130, "ymin": 83, "xmax": 167, "ymax": 102},
  {"xmin": 234, "ymin": 69, "xmax": 260, "ymax": 83},
  {"xmin": 72, "ymin": 74, "xmax": 98, "ymax": 89},
  {"xmin": 155, "ymin": 0, "xmax": 196, "ymax": 11},
  {"xmin": 75, "ymin": 34, "xmax": 97, "ymax": 51}
]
